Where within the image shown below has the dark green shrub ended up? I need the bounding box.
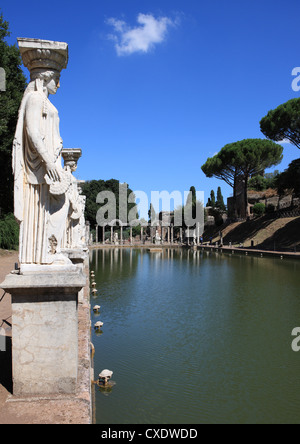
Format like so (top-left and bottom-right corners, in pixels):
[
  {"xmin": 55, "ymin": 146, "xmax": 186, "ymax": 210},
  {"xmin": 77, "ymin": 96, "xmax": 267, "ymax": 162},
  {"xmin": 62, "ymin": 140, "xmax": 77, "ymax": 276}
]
[
  {"xmin": 0, "ymin": 213, "xmax": 19, "ymax": 250},
  {"xmin": 253, "ymin": 203, "xmax": 265, "ymax": 217}
]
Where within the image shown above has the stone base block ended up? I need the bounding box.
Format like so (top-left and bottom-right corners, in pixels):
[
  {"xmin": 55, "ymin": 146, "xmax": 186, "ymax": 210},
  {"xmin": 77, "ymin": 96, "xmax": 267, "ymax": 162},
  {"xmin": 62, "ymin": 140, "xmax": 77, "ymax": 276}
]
[{"xmin": 1, "ymin": 270, "xmax": 86, "ymax": 396}]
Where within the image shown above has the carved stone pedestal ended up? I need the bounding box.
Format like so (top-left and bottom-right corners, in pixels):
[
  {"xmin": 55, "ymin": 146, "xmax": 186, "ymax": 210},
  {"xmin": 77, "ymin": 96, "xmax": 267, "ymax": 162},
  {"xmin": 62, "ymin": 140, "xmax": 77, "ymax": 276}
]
[
  {"xmin": 1, "ymin": 270, "xmax": 86, "ymax": 397},
  {"xmin": 62, "ymin": 249, "xmax": 88, "ymax": 303}
]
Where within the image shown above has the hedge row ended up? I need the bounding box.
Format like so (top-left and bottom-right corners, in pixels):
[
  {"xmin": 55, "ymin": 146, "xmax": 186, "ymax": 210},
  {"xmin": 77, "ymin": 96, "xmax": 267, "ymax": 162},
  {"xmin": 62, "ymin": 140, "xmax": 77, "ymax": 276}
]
[{"xmin": 0, "ymin": 213, "xmax": 19, "ymax": 250}]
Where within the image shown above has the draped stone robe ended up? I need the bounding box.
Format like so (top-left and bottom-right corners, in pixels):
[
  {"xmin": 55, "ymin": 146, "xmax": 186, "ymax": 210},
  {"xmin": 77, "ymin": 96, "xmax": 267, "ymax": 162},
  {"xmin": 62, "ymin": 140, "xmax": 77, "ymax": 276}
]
[{"xmin": 13, "ymin": 80, "xmax": 66, "ymax": 264}]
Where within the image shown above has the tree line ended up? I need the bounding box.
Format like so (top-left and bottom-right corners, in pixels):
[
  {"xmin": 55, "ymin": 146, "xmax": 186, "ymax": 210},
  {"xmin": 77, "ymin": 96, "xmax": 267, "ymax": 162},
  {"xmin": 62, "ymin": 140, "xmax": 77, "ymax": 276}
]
[
  {"xmin": 201, "ymin": 97, "xmax": 300, "ymax": 218},
  {"xmin": 0, "ymin": 13, "xmax": 27, "ymax": 248}
]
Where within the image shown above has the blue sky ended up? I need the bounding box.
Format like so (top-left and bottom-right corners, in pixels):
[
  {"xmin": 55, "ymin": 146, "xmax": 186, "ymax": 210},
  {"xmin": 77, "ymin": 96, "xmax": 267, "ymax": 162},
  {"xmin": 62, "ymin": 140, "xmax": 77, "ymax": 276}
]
[{"xmin": 2, "ymin": 0, "xmax": 300, "ymax": 210}]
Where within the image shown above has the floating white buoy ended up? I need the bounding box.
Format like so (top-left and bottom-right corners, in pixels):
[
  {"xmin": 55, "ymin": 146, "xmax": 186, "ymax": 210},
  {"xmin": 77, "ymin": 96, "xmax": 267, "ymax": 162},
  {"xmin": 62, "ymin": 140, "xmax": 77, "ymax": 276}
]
[
  {"xmin": 93, "ymin": 305, "xmax": 101, "ymax": 312},
  {"xmin": 94, "ymin": 321, "xmax": 103, "ymax": 330},
  {"xmin": 92, "ymin": 281, "xmax": 97, "ymax": 287},
  {"xmin": 99, "ymin": 369, "xmax": 113, "ymax": 386},
  {"xmin": 92, "ymin": 288, "xmax": 98, "ymax": 294}
]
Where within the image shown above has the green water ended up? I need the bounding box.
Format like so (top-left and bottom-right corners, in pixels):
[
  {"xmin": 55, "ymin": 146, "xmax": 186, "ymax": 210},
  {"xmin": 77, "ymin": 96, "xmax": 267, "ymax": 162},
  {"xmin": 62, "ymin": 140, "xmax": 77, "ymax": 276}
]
[{"xmin": 90, "ymin": 248, "xmax": 300, "ymax": 424}]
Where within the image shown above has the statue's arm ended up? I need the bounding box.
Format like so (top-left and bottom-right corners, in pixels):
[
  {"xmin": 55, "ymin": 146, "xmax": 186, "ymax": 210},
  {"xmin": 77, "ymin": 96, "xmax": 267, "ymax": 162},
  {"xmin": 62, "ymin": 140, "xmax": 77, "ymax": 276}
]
[{"xmin": 24, "ymin": 93, "xmax": 59, "ymax": 181}]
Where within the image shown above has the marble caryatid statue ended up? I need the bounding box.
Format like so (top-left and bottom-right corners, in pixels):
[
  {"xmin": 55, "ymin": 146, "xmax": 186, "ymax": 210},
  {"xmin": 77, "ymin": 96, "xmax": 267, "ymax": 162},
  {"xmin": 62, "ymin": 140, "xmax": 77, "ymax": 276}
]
[
  {"xmin": 114, "ymin": 232, "xmax": 119, "ymax": 245},
  {"xmin": 155, "ymin": 229, "xmax": 161, "ymax": 245},
  {"xmin": 13, "ymin": 39, "xmax": 73, "ymax": 268},
  {"xmin": 61, "ymin": 148, "xmax": 87, "ymax": 250}
]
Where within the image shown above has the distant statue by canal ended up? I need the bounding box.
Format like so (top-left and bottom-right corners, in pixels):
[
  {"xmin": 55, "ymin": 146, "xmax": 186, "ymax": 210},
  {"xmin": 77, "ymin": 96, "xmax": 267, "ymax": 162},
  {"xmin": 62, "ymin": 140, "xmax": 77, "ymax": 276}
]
[{"xmin": 155, "ymin": 229, "xmax": 161, "ymax": 245}]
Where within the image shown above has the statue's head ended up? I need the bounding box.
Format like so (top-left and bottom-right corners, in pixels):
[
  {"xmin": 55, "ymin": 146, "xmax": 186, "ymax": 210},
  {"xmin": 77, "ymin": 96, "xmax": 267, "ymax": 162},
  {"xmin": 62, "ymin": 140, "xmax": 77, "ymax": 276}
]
[
  {"xmin": 30, "ymin": 69, "xmax": 61, "ymax": 95},
  {"xmin": 66, "ymin": 160, "xmax": 77, "ymax": 173},
  {"xmin": 61, "ymin": 149, "xmax": 82, "ymax": 173},
  {"xmin": 17, "ymin": 39, "xmax": 68, "ymax": 95}
]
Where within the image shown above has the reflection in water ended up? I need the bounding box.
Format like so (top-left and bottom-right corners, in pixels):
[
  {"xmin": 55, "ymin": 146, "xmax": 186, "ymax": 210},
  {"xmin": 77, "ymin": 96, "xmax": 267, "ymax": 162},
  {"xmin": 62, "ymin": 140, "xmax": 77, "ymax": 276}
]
[{"xmin": 90, "ymin": 248, "xmax": 300, "ymax": 424}]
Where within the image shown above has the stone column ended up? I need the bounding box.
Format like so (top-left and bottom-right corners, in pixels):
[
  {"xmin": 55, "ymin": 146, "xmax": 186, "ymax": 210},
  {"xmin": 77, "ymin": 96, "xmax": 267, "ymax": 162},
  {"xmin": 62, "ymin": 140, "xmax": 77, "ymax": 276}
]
[
  {"xmin": 167, "ymin": 226, "xmax": 170, "ymax": 244},
  {"xmin": 120, "ymin": 226, "xmax": 123, "ymax": 245},
  {"xmin": 102, "ymin": 226, "xmax": 105, "ymax": 245},
  {"xmin": 141, "ymin": 226, "xmax": 144, "ymax": 244},
  {"xmin": 130, "ymin": 227, "xmax": 133, "ymax": 245},
  {"xmin": 111, "ymin": 226, "xmax": 113, "ymax": 244}
]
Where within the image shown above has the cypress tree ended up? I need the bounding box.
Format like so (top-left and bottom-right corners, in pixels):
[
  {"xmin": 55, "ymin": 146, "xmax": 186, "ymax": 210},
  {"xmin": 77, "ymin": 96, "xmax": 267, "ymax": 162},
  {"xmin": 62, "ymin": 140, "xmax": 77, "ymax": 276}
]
[{"xmin": 216, "ymin": 186, "xmax": 226, "ymax": 211}]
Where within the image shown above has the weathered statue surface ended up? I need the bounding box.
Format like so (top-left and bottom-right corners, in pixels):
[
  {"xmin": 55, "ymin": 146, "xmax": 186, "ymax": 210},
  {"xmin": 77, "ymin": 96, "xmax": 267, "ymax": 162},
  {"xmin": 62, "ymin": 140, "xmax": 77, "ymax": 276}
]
[
  {"xmin": 61, "ymin": 148, "xmax": 87, "ymax": 250},
  {"xmin": 13, "ymin": 39, "xmax": 73, "ymax": 268}
]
